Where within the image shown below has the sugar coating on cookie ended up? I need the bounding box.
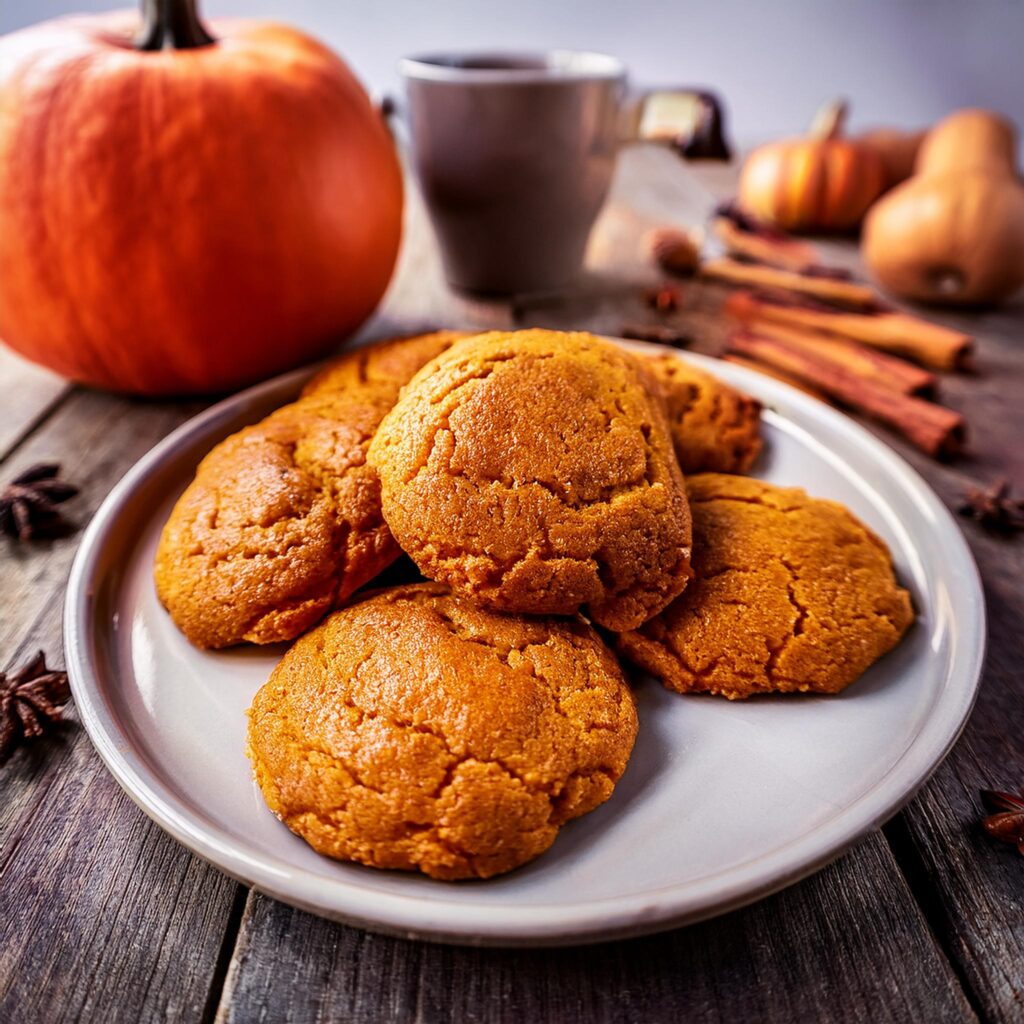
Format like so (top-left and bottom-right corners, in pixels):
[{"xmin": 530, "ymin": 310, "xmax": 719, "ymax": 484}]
[
  {"xmin": 644, "ymin": 355, "xmax": 762, "ymax": 474},
  {"xmin": 367, "ymin": 330, "xmax": 693, "ymax": 631},
  {"xmin": 618, "ymin": 474, "xmax": 914, "ymax": 699},
  {"xmin": 246, "ymin": 583, "xmax": 638, "ymax": 880},
  {"xmin": 155, "ymin": 333, "xmax": 464, "ymax": 649}
]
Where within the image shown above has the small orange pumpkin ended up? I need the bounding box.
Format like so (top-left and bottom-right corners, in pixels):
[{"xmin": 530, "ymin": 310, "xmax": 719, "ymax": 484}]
[
  {"xmin": 738, "ymin": 100, "xmax": 886, "ymax": 233},
  {"xmin": 0, "ymin": 0, "xmax": 403, "ymax": 395}
]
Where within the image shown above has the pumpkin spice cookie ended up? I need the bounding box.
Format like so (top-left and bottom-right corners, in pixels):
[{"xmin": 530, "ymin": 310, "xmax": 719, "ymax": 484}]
[
  {"xmin": 367, "ymin": 329, "xmax": 693, "ymax": 631},
  {"xmin": 155, "ymin": 332, "xmax": 465, "ymax": 649},
  {"xmin": 246, "ymin": 583, "xmax": 638, "ymax": 880},
  {"xmin": 644, "ymin": 355, "xmax": 762, "ymax": 474},
  {"xmin": 618, "ymin": 474, "xmax": 913, "ymax": 699}
]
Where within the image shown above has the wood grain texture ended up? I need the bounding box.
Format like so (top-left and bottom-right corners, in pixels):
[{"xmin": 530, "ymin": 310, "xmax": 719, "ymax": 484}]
[
  {"xmin": 215, "ymin": 835, "xmax": 974, "ymax": 1024},
  {"xmin": 0, "ymin": 744, "xmax": 245, "ymax": 1024},
  {"xmin": 0, "ymin": 390, "xmax": 242, "ymax": 1024},
  {"xmin": 885, "ymin": 528, "xmax": 1024, "ymax": 1023},
  {"xmin": 0, "ymin": 391, "xmax": 202, "ymax": 657},
  {"xmin": 0, "ymin": 347, "xmax": 69, "ymax": 460}
]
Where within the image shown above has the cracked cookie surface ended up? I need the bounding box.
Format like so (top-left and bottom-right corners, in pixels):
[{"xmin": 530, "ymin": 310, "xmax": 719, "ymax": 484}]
[
  {"xmin": 617, "ymin": 474, "xmax": 914, "ymax": 699},
  {"xmin": 154, "ymin": 333, "xmax": 466, "ymax": 649},
  {"xmin": 246, "ymin": 583, "xmax": 639, "ymax": 880},
  {"xmin": 367, "ymin": 330, "xmax": 693, "ymax": 631},
  {"xmin": 645, "ymin": 355, "xmax": 762, "ymax": 474}
]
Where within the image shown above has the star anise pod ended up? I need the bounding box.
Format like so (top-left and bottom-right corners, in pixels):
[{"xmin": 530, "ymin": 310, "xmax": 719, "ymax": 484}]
[
  {"xmin": 0, "ymin": 650, "xmax": 72, "ymax": 761},
  {"xmin": 958, "ymin": 478, "xmax": 1024, "ymax": 535},
  {"xmin": 0, "ymin": 463, "xmax": 79, "ymax": 542},
  {"xmin": 980, "ymin": 789, "xmax": 1024, "ymax": 855}
]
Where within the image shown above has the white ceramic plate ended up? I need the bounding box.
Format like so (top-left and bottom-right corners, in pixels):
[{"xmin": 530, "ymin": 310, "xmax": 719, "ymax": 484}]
[{"xmin": 64, "ymin": 342, "xmax": 985, "ymax": 947}]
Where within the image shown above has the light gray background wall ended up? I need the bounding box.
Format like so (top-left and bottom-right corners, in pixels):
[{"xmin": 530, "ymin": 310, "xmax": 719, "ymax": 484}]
[{"xmin": 3, "ymin": 0, "xmax": 1022, "ymax": 147}]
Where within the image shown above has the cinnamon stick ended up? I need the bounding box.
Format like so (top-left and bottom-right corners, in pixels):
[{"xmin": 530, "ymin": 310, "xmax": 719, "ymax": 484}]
[
  {"xmin": 743, "ymin": 321, "xmax": 937, "ymax": 397},
  {"xmin": 727, "ymin": 331, "xmax": 966, "ymax": 458},
  {"xmin": 702, "ymin": 258, "xmax": 879, "ymax": 309},
  {"xmin": 726, "ymin": 290, "xmax": 974, "ymax": 371},
  {"xmin": 712, "ymin": 217, "xmax": 820, "ymax": 273},
  {"xmin": 722, "ymin": 354, "xmax": 829, "ymax": 401}
]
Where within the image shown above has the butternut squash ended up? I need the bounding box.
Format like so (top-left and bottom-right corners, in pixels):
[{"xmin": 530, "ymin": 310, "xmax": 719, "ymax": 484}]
[{"xmin": 862, "ymin": 110, "xmax": 1024, "ymax": 306}]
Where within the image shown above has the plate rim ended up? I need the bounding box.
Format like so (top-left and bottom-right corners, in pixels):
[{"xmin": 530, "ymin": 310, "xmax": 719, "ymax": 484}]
[{"xmin": 64, "ymin": 342, "xmax": 986, "ymax": 946}]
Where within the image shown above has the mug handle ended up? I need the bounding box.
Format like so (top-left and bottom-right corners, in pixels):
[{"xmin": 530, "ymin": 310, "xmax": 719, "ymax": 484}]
[
  {"xmin": 624, "ymin": 89, "xmax": 732, "ymax": 160},
  {"xmin": 379, "ymin": 95, "xmax": 410, "ymax": 147}
]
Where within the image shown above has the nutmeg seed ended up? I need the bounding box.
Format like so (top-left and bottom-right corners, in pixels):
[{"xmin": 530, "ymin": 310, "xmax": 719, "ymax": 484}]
[{"xmin": 646, "ymin": 227, "xmax": 702, "ymax": 277}]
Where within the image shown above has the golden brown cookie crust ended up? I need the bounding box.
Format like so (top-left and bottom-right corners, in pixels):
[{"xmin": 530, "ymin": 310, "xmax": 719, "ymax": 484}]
[
  {"xmin": 367, "ymin": 330, "xmax": 693, "ymax": 631},
  {"xmin": 617, "ymin": 473, "xmax": 914, "ymax": 699},
  {"xmin": 246, "ymin": 583, "xmax": 638, "ymax": 880},
  {"xmin": 155, "ymin": 333, "xmax": 463, "ymax": 649},
  {"xmin": 643, "ymin": 354, "xmax": 762, "ymax": 474},
  {"xmin": 302, "ymin": 330, "xmax": 472, "ymax": 399},
  {"xmin": 155, "ymin": 390, "xmax": 394, "ymax": 648}
]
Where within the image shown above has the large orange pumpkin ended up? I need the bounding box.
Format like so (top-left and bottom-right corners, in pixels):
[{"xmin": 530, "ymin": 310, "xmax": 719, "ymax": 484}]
[
  {"xmin": 738, "ymin": 100, "xmax": 885, "ymax": 233},
  {"xmin": 0, "ymin": 0, "xmax": 403, "ymax": 395}
]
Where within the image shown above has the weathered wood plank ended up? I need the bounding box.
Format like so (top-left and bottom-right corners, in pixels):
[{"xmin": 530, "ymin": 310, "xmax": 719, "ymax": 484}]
[
  {"xmin": 215, "ymin": 834, "xmax": 975, "ymax": 1024},
  {"xmin": 0, "ymin": 389, "xmax": 203, "ymax": 837},
  {"xmin": 0, "ymin": 389, "xmax": 243, "ymax": 1024},
  {"xmin": 0, "ymin": 739, "xmax": 245, "ymax": 1024},
  {"xmin": 885, "ymin": 529, "xmax": 1024, "ymax": 1023},
  {"xmin": 0, "ymin": 346, "xmax": 70, "ymax": 460},
  {"xmin": 0, "ymin": 390, "xmax": 203, "ymax": 657}
]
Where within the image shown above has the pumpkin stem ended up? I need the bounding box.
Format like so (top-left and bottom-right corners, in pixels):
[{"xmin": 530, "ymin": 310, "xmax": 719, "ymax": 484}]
[
  {"xmin": 809, "ymin": 99, "xmax": 848, "ymax": 141},
  {"xmin": 135, "ymin": 0, "xmax": 215, "ymax": 51}
]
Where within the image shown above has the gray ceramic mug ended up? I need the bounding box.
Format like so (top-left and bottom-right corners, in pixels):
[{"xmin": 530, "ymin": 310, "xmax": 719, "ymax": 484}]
[{"xmin": 398, "ymin": 51, "xmax": 728, "ymax": 296}]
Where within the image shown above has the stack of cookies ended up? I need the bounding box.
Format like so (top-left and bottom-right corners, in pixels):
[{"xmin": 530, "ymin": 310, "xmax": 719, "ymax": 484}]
[{"xmin": 155, "ymin": 329, "xmax": 913, "ymax": 880}]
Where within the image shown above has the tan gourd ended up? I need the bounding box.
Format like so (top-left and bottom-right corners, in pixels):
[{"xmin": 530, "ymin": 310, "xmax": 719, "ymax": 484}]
[
  {"xmin": 856, "ymin": 127, "xmax": 926, "ymax": 190},
  {"xmin": 863, "ymin": 110, "xmax": 1024, "ymax": 306}
]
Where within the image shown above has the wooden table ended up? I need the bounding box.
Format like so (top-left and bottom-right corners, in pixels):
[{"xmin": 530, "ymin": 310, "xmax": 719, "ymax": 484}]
[{"xmin": 1, "ymin": 149, "xmax": 1022, "ymax": 1024}]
